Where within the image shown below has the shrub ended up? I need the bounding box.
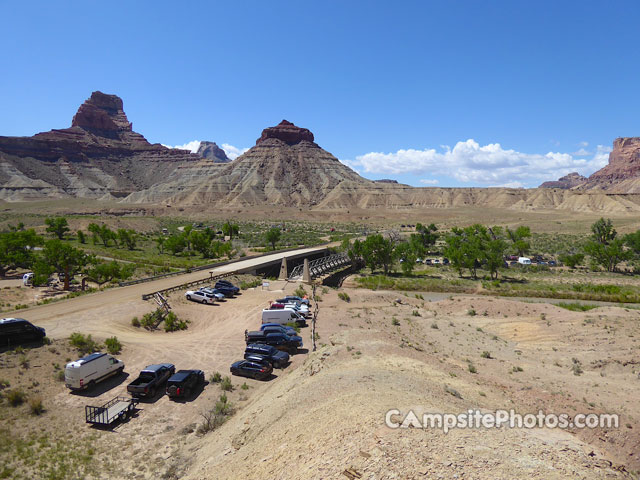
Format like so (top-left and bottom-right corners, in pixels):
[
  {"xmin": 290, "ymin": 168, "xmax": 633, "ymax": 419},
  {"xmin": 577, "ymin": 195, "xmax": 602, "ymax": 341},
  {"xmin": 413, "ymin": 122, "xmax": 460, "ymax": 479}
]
[
  {"xmin": 412, "ymin": 310, "xmax": 421, "ymax": 317},
  {"xmin": 338, "ymin": 292, "xmax": 351, "ymax": 302},
  {"xmin": 131, "ymin": 316, "xmax": 140, "ymax": 328},
  {"xmin": 6, "ymin": 389, "xmax": 26, "ymax": 407},
  {"xmin": 467, "ymin": 309, "xmax": 476, "ymax": 316},
  {"xmin": 209, "ymin": 372, "xmax": 222, "ymax": 383},
  {"xmin": 557, "ymin": 302, "xmax": 598, "ymax": 312},
  {"xmin": 164, "ymin": 312, "xmax": 189, "ymax": 332},
  {"xmin": 42, "ymin": 336, "xmax": 52, "ymax": 345},
  {"xmin": 105, "ymin": 336, "xmax": 122, "ymax": 355},
  {"xmin": 198, "ymin": 394, "xmax": 234, "ymax": 434},
  {"xmin": 431, "ymin": 322, "xmax": 439, "ymax": 329},
  {"xmin": 392, "ymin": 318, "xmax": 400, "ymax": 326},
  {"xmin": 19, "ymin": 354, "xmax": 29, "ymax": 369},
  {"xmin": 241, "ymin": 382, "xmax": 249, "ymax": 390},
  {"xmin": 294, "ymin": 284, "xmax": 307, "ymax": 298},
  {"xmin": 512, "ymin": 366, "xmax": 523, "ymax": 372},
  {"xmin": 220, "ymin": 376, "xmax": 233, "ymax": 391},
  {"xmin": 69, "ymin": 333, "xmax": 102, "ymax": 355},
  {"xmin": 481, "ymin": 351, "xmax": 492, "ymax": 359},
  {"xmin": 55, "ymin": 370, "xmax": 65, "ymax": 382},
  {"xmin": 468, "ymin": 364, "xmax": 477, "ymax": 374},
  {"xmin": 29, "ymin": 396, "xmax": 44, "ymax": 415}
]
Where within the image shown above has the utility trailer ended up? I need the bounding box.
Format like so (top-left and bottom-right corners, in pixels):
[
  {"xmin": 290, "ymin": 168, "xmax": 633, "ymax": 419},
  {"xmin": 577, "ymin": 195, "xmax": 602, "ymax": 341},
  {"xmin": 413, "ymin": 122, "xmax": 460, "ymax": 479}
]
[{"xmin": 85, "ymin": 396, "xmax": 138, "ymax": 427}]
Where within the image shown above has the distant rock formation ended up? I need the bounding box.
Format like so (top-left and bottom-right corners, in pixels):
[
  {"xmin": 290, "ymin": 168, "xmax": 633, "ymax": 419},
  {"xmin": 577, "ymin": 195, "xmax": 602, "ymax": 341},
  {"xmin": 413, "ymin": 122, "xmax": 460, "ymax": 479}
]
[
  {"xmin": 374, "ymin": 179, "xmax": 399, "ymax": 184},
  {"xmin": 257, "ymin": 120, "xmax": 315, "ymax": 146},
  {"xmin": 0, "ymin": 91, "xmax": 203, "ymax": 200},
  {"xmin": 197, "ymin": 141, "xmax": 229, "ymax": 163},
  {"xmin": 539, "ymin": 172, "xmax": 587, "ymax": 189},
  {"xmin": 540, "ymin": 137, "xmax": 640, "ymax": 194}
]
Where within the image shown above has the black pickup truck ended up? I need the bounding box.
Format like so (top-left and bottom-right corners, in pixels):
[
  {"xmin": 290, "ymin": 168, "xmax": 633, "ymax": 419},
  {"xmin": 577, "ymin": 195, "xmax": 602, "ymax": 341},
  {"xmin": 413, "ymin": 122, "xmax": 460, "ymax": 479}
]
[
  {"xmin": 127, "ymin": 363, "xmax": 175, "ymax": 398},
  {"xmin": 245, "ymin": 331, "xmax": 302, "ymax": 354},
  {"xmin": 166, "ymin": 370, "xmax": 205, "ymax": 399}
]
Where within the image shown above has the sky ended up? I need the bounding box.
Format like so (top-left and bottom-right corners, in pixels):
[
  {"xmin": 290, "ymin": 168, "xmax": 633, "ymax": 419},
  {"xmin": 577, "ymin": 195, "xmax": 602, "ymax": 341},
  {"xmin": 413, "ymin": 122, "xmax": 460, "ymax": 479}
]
[{"xmin": 1, "ymin": 0, "xmax": 639, "ymax": 188}]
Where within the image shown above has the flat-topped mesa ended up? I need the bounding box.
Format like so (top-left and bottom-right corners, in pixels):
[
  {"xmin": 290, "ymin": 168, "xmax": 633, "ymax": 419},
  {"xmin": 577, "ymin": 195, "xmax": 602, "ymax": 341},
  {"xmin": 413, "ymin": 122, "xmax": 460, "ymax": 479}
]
[
  {"xmin": 197, "ymin": 141, "xmax": 230, "ymax": 162},
  {"xmin": 71, "ymin": 91, "xmax": 133, "ymax": 133},
  {"xmin": 256, "ymin": 120, "xmax": 315, "ymax": 146},
  {"xmin": 539, "ymin": 172, "xmax": 587, "ymax": 189}
]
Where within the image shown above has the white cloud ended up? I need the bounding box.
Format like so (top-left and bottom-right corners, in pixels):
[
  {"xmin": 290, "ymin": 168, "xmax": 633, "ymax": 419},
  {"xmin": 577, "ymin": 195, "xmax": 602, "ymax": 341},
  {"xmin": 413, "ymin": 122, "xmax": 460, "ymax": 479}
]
[
  {"xmin": 349, "ymin": 139, "xmax": 612, "ymax": 188},
  {"xmin": 161, "ymin": 141, "xmax": 250, "ymax": 160},
  {"xmin": 419, "ymin": 179, "xmax": 439, "ymax": 185},
  {"xmin": 572, "ymin": 148, "xmax": 592, "ymax": 156},
  {"xmin": 162, "ymin": 140, "xmax": 201, "ymax": 153},
  {"xmin": 579, "ymin": 141, "xmax": 589, "ymax": 147},
  {"xmin": 221, "ymin": 143, "xmax": 249, "ymax": 160}
]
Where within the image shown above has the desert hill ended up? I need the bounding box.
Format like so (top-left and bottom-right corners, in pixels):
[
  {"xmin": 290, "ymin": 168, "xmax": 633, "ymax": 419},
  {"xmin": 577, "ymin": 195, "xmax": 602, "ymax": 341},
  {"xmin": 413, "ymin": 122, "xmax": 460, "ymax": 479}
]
[
  {"xmin": 0, "ymin": 91, "xmax": 217, "ymax": 200},
  {"xmin": 3, "ymin": 91, "xmax": 640, "ymax": 213},
  {"xmin": 541, "ymin": 137, "xmax": 640, "ymax": 193}
]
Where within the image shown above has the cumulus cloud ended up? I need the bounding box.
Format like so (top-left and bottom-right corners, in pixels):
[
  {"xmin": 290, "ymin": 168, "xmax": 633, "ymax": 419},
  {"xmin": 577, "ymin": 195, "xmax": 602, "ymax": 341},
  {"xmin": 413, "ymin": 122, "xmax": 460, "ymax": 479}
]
[
  {"xmin": 162, "ymin": 141, "xmax": 250, "ymax": 160},
  {"xmin": 162, "ymin": 140, "xmax": 201, "ymax": 153},
  {"xmin": 348, "ymin": 140, "xmax": 611, "ymax": 188},
  {"xmin": 221, "ymin": 143, "xmax": 250, "ymax": 160},
  {"xmin": 419, "ymin": 179, "xmax": 439, "ymax": 185}
]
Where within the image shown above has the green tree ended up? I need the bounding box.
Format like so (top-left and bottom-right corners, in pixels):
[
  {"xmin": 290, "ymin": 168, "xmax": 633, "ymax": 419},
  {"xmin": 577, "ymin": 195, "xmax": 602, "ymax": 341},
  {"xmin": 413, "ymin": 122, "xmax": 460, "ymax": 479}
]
[
  {"xmin": 222, "ymin": 222, "xmax": 239, "ymax": 239},
  {"xmin": 558, "ymin": 253, "xmax": 584, "ymax": 269},
  {"xmin": 165, "ymin": 234, "xmax": 187, "ymax": 255},
  {"xmin": 443, "ymin": 225, "xmax": 486, "ymax": 279},
  {"xmin": 361, "ymin": 234, "xmax": 394, "ymax": 274},
  {"xmin": 77, "ymin": 230, "xmax": 86, "ymax": 244},
  {"xmin": 266, "ymin": 228, "xmax": 281, "ymax": 250},
  {"xmin": 191, "ymin": 231, "xmax": 212, "ymax": 258},
  {"xmin": 0, "ymin": 230, "xmax": 43, "ymax": 277},
  {"xmin": 35, "ymin": 239, "xmax": 90, "ymax": 290},
  {"xmin": 117, "ymin": 229, "xmax": 137, "ymax": 250},
  {"xmin": 395, "ymin": 241, "xmax": 417, "ymax": 275},
  {"xmin": 484, "ymin": 227, "xmax": 508, "ymax": 280},
  {"xmin": 506, "ymin": 225, "xmax": 531, "ymax": 257},
  {"xmin": 88, "ymin": 223, "xmax": 115, "ymax": 247},
  {"xmin": 584, "ymin": 218, "xmax": 631, "ymax": 272},
  {"xmin": 45, "ymin": 217, "xmax": 70, "ymax": 240},
  {"xmin": 623, "ymin": 230, "xmax": 640, "ymax": 256},
  {"xmin": 85, "ymin": 260, "xmax": 134, "ymax": 287},
  {"xmin": 155, "ymin": 236, "xmax": 166, "ymax": 254},
  {"xmin": 414, "ymin": 223, "xmax": 438, "ymax": 252}
]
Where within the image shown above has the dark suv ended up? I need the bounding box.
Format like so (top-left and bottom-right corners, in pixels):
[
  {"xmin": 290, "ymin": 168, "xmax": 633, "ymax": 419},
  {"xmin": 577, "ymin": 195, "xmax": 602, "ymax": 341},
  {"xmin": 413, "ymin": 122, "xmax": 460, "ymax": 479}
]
[
  {"xmin": 245, "ymin": 344, "xmax": 290, "ymax": 368},
  {"xmin": 0, "ymin": 318, "xmax": 46, "ymax": 346},
  {"xmin": 166, "ymin": 369, "xmax": 205, "ymax": 399},
  {"xmin": 214, "ymin": 280, "xmax": 240, "ymax": 297}
]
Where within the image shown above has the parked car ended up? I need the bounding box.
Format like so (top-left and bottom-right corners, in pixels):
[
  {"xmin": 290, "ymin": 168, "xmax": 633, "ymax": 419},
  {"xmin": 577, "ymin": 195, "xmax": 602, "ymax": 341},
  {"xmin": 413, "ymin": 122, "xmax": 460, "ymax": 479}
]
[
  {"xmin": 424, "ymin": 259, "xmax": 432, "ymax": 265},
  {"xmin": 214, "ymin": 281, "xmax": 239, "ymax": 297},
  {"xmin": 185, "ymin": 290, "xmax": 217, "ymax": 304},
  {"xmin": 260, "ymin": 323, "xmax": 297, "ymax": 336},
  {"xmin": 270, "ymin": 302, "xmax": 310, "ymax": 318},
  {"xmin": 549, "ymin": 260, "xmax": 557, "ymax": 266},
  {"xmin": 442, "ymin": 258, "xmax": 450, "ymax": 265},
  {"xmin": 198, "ymin": 287, "xmax": 225, "ymax": 301},
  {"xmin": 0, "ymin": 318, "xmax": 46, "ymax": 346},
  {"xmin": 245, "ymin": 331, "xmax": 302, "ymax": 354},
  {"xmin": 433, "ymin": 259, "xmax": 440, "ymax": 265},
  {"xmin": 244, "ymin": 344, "xmax": 290, "ymax": 368},
  {"xmin": 518, "ymin": 257, "xmax": 532, "ymax": 265},
  {"xmin": 127, "ymin": 363, "xmax": 175, "ymax": 398},
  {"xmin": 65, "ymin": 352, "xmax": 124, "ymax": 391},
  {"xmin": 215, "ymin": 279, "xmax": 240, "ymax": 293},
  {"xmin": 230, "ymin": 359, "xmax": 272, "ymax": 380},
  {"xmin": 281, "ymin": 295, "xmax": 311, "ymax": 307},
  {"xmin": 166, "ymin": 369, "xmax": 205, "ymax": 399},
  {"xmin": 262, "ymin": 308, "xmax": 306, "ymax": 327}
]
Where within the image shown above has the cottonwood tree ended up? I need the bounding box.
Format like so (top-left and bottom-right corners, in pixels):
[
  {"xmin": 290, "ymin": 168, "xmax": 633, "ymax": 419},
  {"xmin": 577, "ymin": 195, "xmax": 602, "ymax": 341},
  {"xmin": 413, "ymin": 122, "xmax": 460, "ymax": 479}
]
[
  {"xmin": 117, "ymin": 229, "xmax": 137, "ymax": 250},
  {"xmin": 85, "ymin": 260, "xmax": 134, "ymax": 287},
  {"xmin": 88, "ymin": 223, "xmax": 116, "ymax": 247},
  {"xmin": 34, "ymin": 239, "xmax": 90, "ymax": 290},
  {"xmin": 506, "ymin": 225, "xmax": 531, "ymax": 257},
  {"xmin": 0, "ymin": 229, "xmax": 43, "ymax": 277},
  {"xmin": 222, "ymin": 221, "xmax": 239, "ymax": 239},
  {"xmin": 584, "ymin": 218, "xmax": 631, "ymax": 272},
  {"xmin": 266, "ymin": 228, "xmax": 281, "ymax": 250},
  {"xmin": 45, "ymin": 217, "xmax": 70, "ymax": 240}
]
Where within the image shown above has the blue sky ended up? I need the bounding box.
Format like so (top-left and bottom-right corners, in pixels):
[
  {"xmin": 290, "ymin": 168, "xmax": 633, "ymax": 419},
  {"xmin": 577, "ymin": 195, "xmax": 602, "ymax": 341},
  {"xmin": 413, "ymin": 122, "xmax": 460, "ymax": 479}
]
[{"xmin": 1, "ymin": 1, "xmax": 639, "ymax": 187}]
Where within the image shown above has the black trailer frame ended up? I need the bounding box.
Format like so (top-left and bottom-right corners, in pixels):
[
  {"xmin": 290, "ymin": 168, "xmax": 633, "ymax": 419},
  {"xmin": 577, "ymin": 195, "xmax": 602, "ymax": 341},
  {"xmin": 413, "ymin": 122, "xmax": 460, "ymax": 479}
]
[{"xmin": 85, "ymin": 396, "xmax": 138, "ymax": 427}]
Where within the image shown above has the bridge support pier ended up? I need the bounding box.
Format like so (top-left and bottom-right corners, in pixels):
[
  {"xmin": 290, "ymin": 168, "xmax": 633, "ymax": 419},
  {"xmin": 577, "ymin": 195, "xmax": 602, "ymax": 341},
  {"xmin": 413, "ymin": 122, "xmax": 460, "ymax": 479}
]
[
  {"xmin": 279, "ymin": 257, "xmax": 288, "ymax": 280},
  {"xmin": 303, "ymin": 258, "xmax": 311, "ymax": 284}
]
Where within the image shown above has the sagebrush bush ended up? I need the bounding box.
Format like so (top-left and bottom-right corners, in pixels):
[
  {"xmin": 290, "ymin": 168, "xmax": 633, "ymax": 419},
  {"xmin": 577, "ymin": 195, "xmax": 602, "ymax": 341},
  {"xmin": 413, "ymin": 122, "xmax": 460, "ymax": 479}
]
[
  {"xmin": 220, "ymin": 376, "xmax": 233, "ymax": 391},
  {"xmin": 69, "ymin": 333, "xmax": 102, "ymax": 355},
  {"xmin": 6, "ymin": 389, "xmax": 26, "ymax": 407},
  {"xmin": 338, "ymin": 292, "xmax": 350, "ymax": 302},
  {"xmin": 29, "ymin": 396, "xmax": 44, "ymax": 415},
  {"xmin": 105, "ymin": 336, "xmax": 122, "ymax": 354}
]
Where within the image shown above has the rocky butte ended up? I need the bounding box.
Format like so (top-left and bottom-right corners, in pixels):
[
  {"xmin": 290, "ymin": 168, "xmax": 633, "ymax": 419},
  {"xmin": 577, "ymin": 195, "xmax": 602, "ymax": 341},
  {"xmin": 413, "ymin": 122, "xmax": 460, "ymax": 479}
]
[
  {"xmin": 0, "ymin": 91, "xmax": 207, "ymax": 200},
  {"xmin": 540, "ymin": 137, "xmax": 640, "ymax": 193},
  {"xmin": 197, "ymin": 141, "xmax": 229, "ymax": 163}
]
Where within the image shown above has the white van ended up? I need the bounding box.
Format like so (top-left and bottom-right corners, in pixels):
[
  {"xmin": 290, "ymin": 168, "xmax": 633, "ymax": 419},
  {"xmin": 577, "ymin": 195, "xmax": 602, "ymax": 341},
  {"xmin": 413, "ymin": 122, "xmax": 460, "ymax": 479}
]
[
  {"xmin": 22, "ymin": 272, "xmax": 33, "ymax": 286},
  {"xmin": 64, "ymin": 352, "xmax": 124, "ymax": 390},
  {"xmin": 518, "ymin": 257, "xmax": 532, "ymax": 265},
  {"xmin": 261, "ymin": 309, "xmax": 306, "ymax": 327}
]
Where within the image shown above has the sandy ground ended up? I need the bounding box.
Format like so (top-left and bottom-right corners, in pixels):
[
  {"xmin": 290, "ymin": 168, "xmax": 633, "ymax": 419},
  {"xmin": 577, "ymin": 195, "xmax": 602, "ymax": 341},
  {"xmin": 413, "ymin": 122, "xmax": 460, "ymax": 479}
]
[{"xmin": 1, "ymin": 271, "xmax": 639, "ymax": 478}]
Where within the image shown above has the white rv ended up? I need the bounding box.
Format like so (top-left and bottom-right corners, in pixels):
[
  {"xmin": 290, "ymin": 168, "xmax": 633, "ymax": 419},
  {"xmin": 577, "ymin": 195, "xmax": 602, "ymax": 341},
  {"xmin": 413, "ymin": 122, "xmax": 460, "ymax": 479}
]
[
  {"xmin": 518, "ymin": 257, "xmax": 532, "ymax": 265},
  {"xmin": 64, "ymin": 352, "xmax": 124, "ymax": 390},
  {"xmin": 261, "ymin": 309, "xmax": 306, "ymax": 326}
]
